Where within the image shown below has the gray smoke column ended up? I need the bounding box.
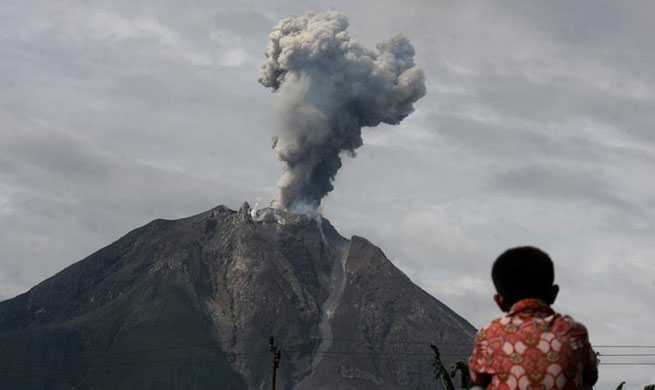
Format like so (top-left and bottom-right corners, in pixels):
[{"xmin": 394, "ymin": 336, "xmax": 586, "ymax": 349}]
[{"xmin": 258, "ymin": 11, "xmax": 426, "ymax": 211}]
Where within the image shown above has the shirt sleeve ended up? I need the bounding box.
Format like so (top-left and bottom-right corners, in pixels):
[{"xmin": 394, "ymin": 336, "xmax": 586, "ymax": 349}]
[
  {"xmin": 584, "ymin": 345, "xmax": 599, "ymax": 386},
  {"xmin": 468, "ymin": 326, "xmax": 493, "ymax": 387},
  {"xmin": 568, "ymin": 321, "xmax": 598, "ymax": 386},
  {"xmin": 582, "ymin": 334, "xmax": 598, "ymax": 385}
]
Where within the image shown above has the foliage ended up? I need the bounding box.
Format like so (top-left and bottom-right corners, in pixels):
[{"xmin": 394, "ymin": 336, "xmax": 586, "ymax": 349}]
[
  {"xmin": 450, "ymin": 360, "xmax": 471, "ymax": 389},
  {"xmin": 431, "ymin": 344, "xmax": 455, "ymax": 390}
]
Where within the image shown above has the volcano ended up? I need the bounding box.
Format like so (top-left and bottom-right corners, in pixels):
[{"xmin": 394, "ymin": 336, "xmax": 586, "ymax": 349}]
[{"xmin": 0, "ymin": 203, "xmax": 475, "ymax": 389}]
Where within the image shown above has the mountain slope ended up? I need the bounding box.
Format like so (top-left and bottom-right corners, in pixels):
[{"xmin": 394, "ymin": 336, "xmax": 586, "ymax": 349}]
[{"xmin": 0, "ymin": 203, "xmax": 475, "ymax": 389}]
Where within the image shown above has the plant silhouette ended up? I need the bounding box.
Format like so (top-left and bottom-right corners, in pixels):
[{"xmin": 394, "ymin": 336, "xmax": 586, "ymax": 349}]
[
  {"xmin": 450, "ymin": 360, "xmax": 471, "ymax": 389},
  {"xmin": 431, "ymin": 345, "xmax": 455, "ymax": 390}
]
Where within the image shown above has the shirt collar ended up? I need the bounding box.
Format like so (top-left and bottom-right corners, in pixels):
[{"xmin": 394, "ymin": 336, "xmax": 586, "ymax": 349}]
[{"xmin": 508, "ymin": 298, "xmax": 554, "ymax": 316}]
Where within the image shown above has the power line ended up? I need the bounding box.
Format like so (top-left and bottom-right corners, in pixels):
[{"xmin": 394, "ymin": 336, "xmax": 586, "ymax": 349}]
[
  {"xmin": 0, "ymin": 353, "xmax": 270, "ymax": 380},
  {"xmin": 599, "ymin": 363, "xmax": 655, "ymax": 366},
  {"xmin": 0, "ymin": 336, "xmax": 270, "ymax": 368},
  {"xmin": 0, "ymin": 349, "xmax": 469, "ymax": 376},
  {"xmin": 276, "ymin": 336, "xmax": 472, "ymax": 346},
  {"xmin": 0, "ymin": 336, "xmax": 471, "ymax": 369},
  {"xmin": 1, "ymin": 348, "xmax": 652, "ymax": 381},
  {"xmin": 279, "ymin": 337, "xmax": 655, "ymax": 350},
  {"xmin": 0, "ymin": 347, "xmax": 456, "ymax": 379},
  {"xmin": 0, "ymin": 347, "xmax": 470, "ymax": 378},
  {"xmin": 0, "ymin": 352, "xmax": 269, "ymax": 375},
  {"xmin": 282, "ymin": 349, "xmax": 440, "ymax": 356},
  {"xmin": 2, "ymin": 336, "xmax": 654, "ymax": 379},
  {"xmin": 2, "ymin": 334, "xmax": 652, "ymax": 369}
]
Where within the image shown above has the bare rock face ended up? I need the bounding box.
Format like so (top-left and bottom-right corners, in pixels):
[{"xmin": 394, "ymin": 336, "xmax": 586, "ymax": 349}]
[{"xmin": 0, "ymin": 203, "xmax": 475, "ymax": 389}]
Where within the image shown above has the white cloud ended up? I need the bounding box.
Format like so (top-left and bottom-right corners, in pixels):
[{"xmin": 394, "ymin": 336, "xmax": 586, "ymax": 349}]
[{"xmin": 72, "ymin": 11, "xmax": 252, "ymax": 67}]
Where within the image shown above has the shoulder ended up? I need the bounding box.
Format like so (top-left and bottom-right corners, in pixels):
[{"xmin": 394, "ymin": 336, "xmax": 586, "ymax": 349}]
[
  {"xmin": 481, "ymin": 317, "xmax": 505, "ymax": 332},
  {"xmin": 555, "ymin": 313, "xmax": 589, "ymax": 332},
  {"xmin": 475, "ymin": 317, "xmax": 505, "ymax": 340},
  {"xmin": 553, "ymin": 313, "xmax": 591, "ymax": 347}
]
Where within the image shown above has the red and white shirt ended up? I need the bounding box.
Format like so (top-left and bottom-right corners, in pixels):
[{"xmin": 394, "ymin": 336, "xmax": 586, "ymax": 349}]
[{"xmin": 468, "ymin": 298, "xmax": 597, "ymax": 390}]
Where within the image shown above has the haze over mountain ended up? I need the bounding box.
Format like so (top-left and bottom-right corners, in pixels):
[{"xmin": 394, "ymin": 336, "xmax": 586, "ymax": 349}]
[{"xmin": 0, "ymin": 203, "xmax": 475, "ymax": 389}]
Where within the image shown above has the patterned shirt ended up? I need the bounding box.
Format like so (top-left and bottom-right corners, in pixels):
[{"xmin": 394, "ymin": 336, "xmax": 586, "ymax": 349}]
[{"xmin": 468, "ymin": 298, "xmax": 597, "ymax": 390}]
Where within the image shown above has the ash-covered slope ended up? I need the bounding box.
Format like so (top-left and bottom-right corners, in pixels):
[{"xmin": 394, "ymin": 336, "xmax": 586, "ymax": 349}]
[{"xmin": 0, "ymin": 203, "xmax": 475, "ymax": 389}]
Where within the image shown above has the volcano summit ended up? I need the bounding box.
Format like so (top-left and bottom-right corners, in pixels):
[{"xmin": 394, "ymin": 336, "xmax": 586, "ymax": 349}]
[{"xmin": 0, "ymin": 203, "xmax": 474, "ymax": 389}]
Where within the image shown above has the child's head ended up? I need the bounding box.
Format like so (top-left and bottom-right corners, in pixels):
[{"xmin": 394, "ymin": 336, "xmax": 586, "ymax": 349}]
[{"xmin": 491, "ymin": 246, "xmax": 559, "ymax": 311}]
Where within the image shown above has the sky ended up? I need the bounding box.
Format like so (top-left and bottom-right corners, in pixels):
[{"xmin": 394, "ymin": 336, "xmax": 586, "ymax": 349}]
[{"xmin": 1, "ymin": 0, "xmax": 654, "ymax": 388}]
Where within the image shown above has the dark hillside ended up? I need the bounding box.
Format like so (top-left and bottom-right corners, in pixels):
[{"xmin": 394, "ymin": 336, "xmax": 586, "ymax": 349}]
[{"xmin": 0, "ymin": 203, "xmax": 475, "ymax": 389}]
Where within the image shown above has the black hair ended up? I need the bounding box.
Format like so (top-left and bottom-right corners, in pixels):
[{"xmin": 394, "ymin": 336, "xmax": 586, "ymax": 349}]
[{"xmin": 491, "ymin": 246, "xmax": 554, "ymax": 307}]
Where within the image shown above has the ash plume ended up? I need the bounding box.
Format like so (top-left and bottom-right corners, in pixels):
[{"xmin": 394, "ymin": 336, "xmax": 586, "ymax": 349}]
[{"xmin": 258, "ymin": 11, "xmax": 426, "ymax": 211}]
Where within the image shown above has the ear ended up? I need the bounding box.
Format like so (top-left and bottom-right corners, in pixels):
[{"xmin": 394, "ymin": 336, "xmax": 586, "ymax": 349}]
[
  {"xmin": 548, "ymin": 284, "xmax": 559, "ymax": 304},
  {"xmin": 494, "ymin": 294, "xmax": 510, "ymax": 312}
]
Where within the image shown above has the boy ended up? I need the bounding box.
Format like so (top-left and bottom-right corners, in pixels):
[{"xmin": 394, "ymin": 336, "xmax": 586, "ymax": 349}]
[{"xmin": 469, "ymin": 246, "xmax": 598, "ymax": 390}]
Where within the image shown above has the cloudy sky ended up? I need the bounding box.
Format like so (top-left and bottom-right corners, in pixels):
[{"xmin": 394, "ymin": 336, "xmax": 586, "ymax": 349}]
[{"xmin": 1, "ymin": 0, "xmax": 653, "ymax": 387}]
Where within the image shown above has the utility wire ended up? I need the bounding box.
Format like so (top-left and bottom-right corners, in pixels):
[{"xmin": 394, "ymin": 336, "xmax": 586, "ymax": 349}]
[
  {"xmin": 599, "ymin": 363, "xmax": 655, "ymax": 366},
  {"xmin": 278, "ymin": 337, "xmax": 655, "ymax": 350},
  {"xmin": 276, "ymin": 336, "xmax": 472, "ymax": 346},
  {"xmin": 0, "ymin": 349, "xmax": 469, "ymax": 376},
  {"xmin": 0, "ymin": 350, "xmax": 464, "ymax": 376},
  {"xmin": 3, "ymin": 334, "xmax": 651, "ymax": 368},
  {"xmin": 0, "ymin": 351, "xmax": 274, "ymax": 376},
  {"xmin": 0, "ymin": 353, "xmax": 271, "ymax": 380},
  {"xmin": 0, "ymin": 337, "xmax": 469, "ymax": 369},
  {"xmin": 0, "ymin": 354, "xmax": 442, "ymax": 380},
  {"xmin": 2, "ymin": 337, "xmax": 654, "ymax": 378},
  {"xmin": 1, "ymin": 348, "xmax": 652, "ymax": 380},
  {"xmin": 0, "ymin": 352, "xmax": 270, "ymax": 375},
  {"xmin": 0, "ymin": 337, "xmax": 270, "ymax": 368}
]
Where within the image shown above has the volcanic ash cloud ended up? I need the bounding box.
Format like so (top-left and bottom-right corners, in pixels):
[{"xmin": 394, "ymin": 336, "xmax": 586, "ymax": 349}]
[{"xmin": 258, "ymin": 11, "xmax": 426, "ymax": 211}]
